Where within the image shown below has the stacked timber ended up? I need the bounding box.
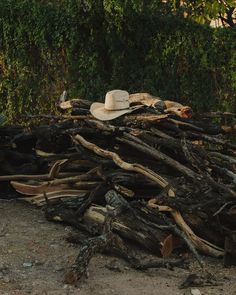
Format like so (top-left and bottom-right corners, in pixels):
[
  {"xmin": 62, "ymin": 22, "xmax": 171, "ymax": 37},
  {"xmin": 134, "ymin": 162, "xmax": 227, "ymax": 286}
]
[{"xmin": 0, "ymin": 92, "xmax": 235, "ymax": 285}]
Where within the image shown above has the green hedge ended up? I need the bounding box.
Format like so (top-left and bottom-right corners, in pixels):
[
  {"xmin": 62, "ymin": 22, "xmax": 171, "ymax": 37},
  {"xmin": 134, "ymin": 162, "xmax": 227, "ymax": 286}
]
[{"xmin": 0, "ymin": 0, "xmax": 235, "ymax": 121}]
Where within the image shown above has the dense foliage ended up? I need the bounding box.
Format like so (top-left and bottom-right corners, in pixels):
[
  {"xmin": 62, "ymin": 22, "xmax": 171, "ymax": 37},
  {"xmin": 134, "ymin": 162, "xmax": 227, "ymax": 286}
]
[
  {"xmin": 0, "ymin": 0, "xmax": 235, "ymax": 121},
  {"xmin": 173, "ymin": 0, "xmax": 236, "ymax": 27}
]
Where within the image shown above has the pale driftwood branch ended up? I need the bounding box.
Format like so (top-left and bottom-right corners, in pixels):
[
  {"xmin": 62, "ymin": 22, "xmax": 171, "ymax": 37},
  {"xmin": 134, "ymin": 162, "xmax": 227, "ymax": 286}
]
[
  {"xmin": 22, "ymin": 189, "xmax": 88, "ymax": 206},
  {"xmin": 0, "ymin": 172, "xmax": 78, "ymax": 182},
  {"xmin": 73, "ymin": 134, "xmax": 174, "ymax": 195},
  {"xmin": 10, "ymin": 180, "xmax": 99, "ymax": 195}
]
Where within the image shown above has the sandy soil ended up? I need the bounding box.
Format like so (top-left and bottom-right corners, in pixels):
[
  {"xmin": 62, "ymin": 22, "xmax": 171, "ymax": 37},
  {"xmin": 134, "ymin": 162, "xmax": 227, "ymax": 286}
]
[{"xmin": 0, "ymin": 199, "xmax": 235, "ymax": 295}]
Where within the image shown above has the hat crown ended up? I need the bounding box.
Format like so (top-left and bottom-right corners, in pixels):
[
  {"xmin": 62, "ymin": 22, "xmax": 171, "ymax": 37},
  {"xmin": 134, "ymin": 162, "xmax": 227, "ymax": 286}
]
[{"xmin": 104, "ymin": 90, "xmax": 129, "ymax": 111}]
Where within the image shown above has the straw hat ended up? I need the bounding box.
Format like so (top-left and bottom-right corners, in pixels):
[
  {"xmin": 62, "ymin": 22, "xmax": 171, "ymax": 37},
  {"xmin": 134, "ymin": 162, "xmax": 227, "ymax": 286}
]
[{"xmin": 90, "ymin": 90, "xmax": 142, "ymax": 121}]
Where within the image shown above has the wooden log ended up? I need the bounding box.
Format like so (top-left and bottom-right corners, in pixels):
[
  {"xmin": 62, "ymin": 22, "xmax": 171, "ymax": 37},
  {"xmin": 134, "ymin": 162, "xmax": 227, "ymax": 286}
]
[
  {"xmin": 211, "ymin": 165, "xmax": 236, "ymax": 185},
  {"xmin": 118, "ymin": 133, "xmax": 201, "ymax": 182},
  {"xmin": 201, "ymin": 112, "xmax": 236, "ymax": 119},
  {"xmin": 168, "ymin": 118, "xmax": 204, "ymax": 132},
  {"xmin": 181, "ymin": 137, "xmax": 236, "ymax": 199},
  {"xmin": 65, "ymin": 205, "xmax": 187, "ymax": 285},
  {"xmin": 123, "ymin": 113, "xmax": 169, "ymax": 124},
  {"xmin": 0, "ymin": 172, "xmax": 79, "ymax": 182},
  {"xmin": 83, "ymin": 205, "xmax": 168, "ymax": 253},
  {"xmin": 224, "ymin": 233, "xmax": 236, "ymax": 266},
  {"xmin": 10, "ymin": 180, "xmax": 99, "ymax": 195},
  {"xmin": 73, "ymin": 134, "xmax": 175, "ymax": 195},
  {"xmin": 185, "ymin": 131, "xmax": 236, "ymax": 150},
  {"xmin": 74, "ymin": 183, "xmax": 109, "ymax": 217},
  {"xmin": 59, "ymin": 98, "xmax": 92, "ymax": 110},
  {"xmin": 22, "ymin": 190, "xmax": 88, "ymax": 206},
  {"xmin": 73, "ymin": 133, "xmax": 224, "ymax": 257},
  {"xmin": 208, "ymin": 152, "xmax": 236, "ymax": 166}
]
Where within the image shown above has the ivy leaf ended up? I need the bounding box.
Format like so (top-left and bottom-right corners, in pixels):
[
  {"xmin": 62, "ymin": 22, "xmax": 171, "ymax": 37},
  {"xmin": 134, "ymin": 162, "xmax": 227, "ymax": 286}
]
[{"xmin": 0, "ymin": 114, "xmax": 6, "ymax": 126}]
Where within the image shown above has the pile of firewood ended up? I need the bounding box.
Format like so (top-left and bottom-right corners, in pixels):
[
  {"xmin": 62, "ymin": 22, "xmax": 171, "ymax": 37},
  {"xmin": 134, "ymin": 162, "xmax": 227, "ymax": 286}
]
[{"xmin": 0, "ymin": 93, "xmax": 235, "ymax": 286}]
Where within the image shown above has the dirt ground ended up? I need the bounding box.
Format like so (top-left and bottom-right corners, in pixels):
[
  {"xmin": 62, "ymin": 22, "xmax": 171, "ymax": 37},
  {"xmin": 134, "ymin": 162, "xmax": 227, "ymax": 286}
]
[{"xmin": 0, "ymin": 199, "xmax": 235, "ymax": 295}]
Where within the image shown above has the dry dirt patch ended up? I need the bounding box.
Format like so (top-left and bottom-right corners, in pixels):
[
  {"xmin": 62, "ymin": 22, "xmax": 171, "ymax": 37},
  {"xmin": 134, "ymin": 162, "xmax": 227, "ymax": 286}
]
[{"xmin": 0, "ymin": 200, "xmax": 235, "ymax": 295}]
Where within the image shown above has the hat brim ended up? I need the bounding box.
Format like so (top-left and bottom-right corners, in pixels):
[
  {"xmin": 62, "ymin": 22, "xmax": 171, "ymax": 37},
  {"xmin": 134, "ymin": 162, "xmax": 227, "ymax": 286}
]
[{"xmin": 90, "ymin": 103, "xmax": 142, "ymax": 121}]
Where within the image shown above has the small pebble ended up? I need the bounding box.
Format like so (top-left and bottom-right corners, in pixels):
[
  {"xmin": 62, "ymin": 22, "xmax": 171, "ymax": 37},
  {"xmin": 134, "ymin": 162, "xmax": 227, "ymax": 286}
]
[
  {"xmin": 50, "ymin": 244, "xmax": 58, "ymax": 249},
  {"xmin": 34, "ymin": 260, "xmax": 44, "ymax": 266},
  {"xmin": 7, "ymin": 250, "xmax": 13, "ymax": 254},
  {"xmin": 54, "ymin": 265, "xmax": 64, "ymax": 272},
  {"xmin": 3, "ymin": 276, "xmax": 10, "ymax": 283},
  {"xmin": 191, "ymin": 288, "xmax": 201, "ymax": 295},
  {"xmin": 23, "ymin": 262, "xmax": 33, "ymax": 268},
  {"xmin": 0, "ymin": 263, "xmax": 6, "ymax": 270}
]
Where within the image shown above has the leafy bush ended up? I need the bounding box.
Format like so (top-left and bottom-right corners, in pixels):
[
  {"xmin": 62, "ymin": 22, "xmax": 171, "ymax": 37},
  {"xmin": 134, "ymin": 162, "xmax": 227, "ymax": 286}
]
[{"xmin": 0, "ymin": 0, "xmax": 235, "ymax": 122}]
